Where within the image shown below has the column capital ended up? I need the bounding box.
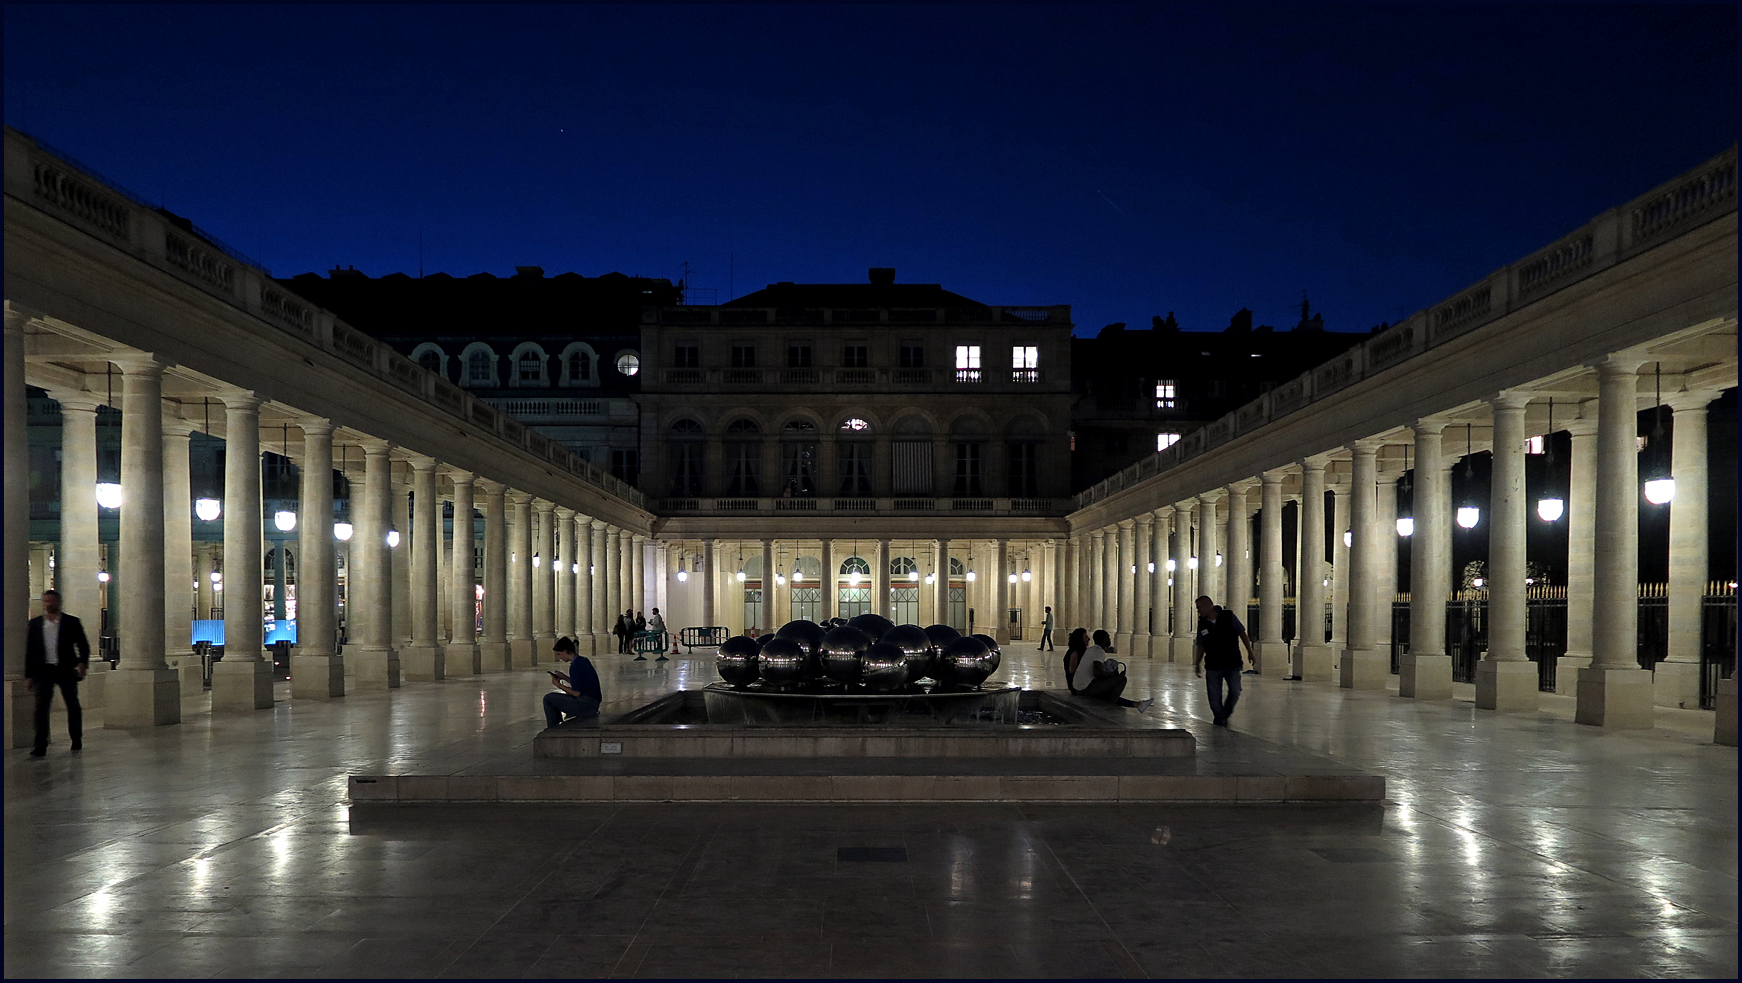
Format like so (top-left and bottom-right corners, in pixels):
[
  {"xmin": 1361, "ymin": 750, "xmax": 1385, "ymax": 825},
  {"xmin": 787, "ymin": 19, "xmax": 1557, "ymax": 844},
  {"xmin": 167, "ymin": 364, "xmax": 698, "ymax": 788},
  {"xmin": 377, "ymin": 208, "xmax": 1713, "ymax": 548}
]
[
  {"xmin": 297, "ymin": 417, "xmax": 335, "ymax": 438},
  {"xmin": 111, "ymin": 352, "xmax": 175, "ymax": 376},
  {"xmin": 554, "ymin": 506, "xmax": 576, "ymax": 520},
  {"xmin": 1376, "ymin": 473, "xmax": 1400, "ymax": 487},
  {"xmin": 572, "ymin": 511, "xmax": 592, "ymax": 524},
  {"xmin": 358, "ymin": 436, "xmax": 393, "ymax": 455},
  {"xmin": 1490, "ymin": 390, "xmax": 1533, "ymax": 411},
  {"xmin": 219, "ymin": 389, "xmax": 261, "ymax": 412},
  {"xmin": 1228, "ymin": 477, "xmax": 1260, "ymax": 493},
  {"xmin": 162, "ymin": 418, "xmax": 197, "ymax": 438},
  {"xmin": 632, "ymin": 532, "xmax": 647, "ymax": 543},
  {"xmin": 1590, "ymin": 354, "xmax": 1648, "ymax": 377},
  {"xmin": 1117, "ymin": 518, "xmax": 1136, "ymax": 529},
  {"xmin": 1300, "ymin": 455, "xmax": 1331, "ymax": 472},
  {"xmin": 476, "ymin": 477, "xmax": 507, "ymax": 496},
  {"xmin": 1411, "ymin": 417, "xmax": 1450, "ymax": 436},
  {"xmin": 1664, "ymin": 389, "xmax": 1719, "ymax": 413},
  {"xmin": 408, "ymin": 454, "xmax": 439, "ymax": 472},
  {"xmin": 532, "ymin": 497, "xmax": 555, "ymax": 513},
  {"xmin": 441, "ymin": 466, "xmax": 475, "ymax": 484},
  {"xmin": 1348, "ymin": 437, "xmax": 1384, "ymax": 455},
  {"xmin": 52, "ymin": 392, "xmax": 101, "ymax": 413},
  {"xmin": 1174, "ymin": 496, "xmax": 1197, "ymax": 513},
  {"xmin": 1135, "ymin": 512, "xmax": 1154, "ymax": 530},
  {"xmin": 1152, "ymin": 505, "xmax": 1174, "ymax": 519},
  {"xmin": 1198, "ymin": 488, "xmax": 1226, "ymax": 504},
  {"xmin": 1261, "ymin": 468, "xmax": 1289, "ymax": 484},
  {"xmin": 1091, "ymin": 528, "xmax": 1106, "ymax": 540},
  {"xmin": 591, "ymin": 518, "xmax": 609, "ymax": 530},
  {"xmin": 507, "ymin": 489, "xmax": 533, "ymax": 505}
]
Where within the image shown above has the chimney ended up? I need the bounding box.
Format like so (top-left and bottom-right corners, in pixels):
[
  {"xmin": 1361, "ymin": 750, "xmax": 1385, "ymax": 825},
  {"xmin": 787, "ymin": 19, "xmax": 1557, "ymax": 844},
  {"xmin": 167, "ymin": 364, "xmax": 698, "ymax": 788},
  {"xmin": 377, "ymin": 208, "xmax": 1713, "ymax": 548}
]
[
  {"xmin": 514, "ymin": 266, "xmax": 545, "ymax": 278},
  {"xmin": 869, "ymin": 267, "xmax": 895, "ymax": 286}
]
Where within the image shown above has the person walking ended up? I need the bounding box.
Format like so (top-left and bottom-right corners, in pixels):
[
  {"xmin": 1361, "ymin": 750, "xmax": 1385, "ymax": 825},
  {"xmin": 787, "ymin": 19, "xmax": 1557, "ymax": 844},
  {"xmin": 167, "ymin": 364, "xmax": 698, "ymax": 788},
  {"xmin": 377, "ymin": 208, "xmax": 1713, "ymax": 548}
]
[
  {"xmin": 26, "ymin": 589, "xmax": 90, "ymax": 757},
  {"xmin": 1038, "ymin": 606, "xmax": 1055, "ymax": 651},
  {"xmin": 1193, "ymin": 595, "xmax": 1256, "ymax": 726}
]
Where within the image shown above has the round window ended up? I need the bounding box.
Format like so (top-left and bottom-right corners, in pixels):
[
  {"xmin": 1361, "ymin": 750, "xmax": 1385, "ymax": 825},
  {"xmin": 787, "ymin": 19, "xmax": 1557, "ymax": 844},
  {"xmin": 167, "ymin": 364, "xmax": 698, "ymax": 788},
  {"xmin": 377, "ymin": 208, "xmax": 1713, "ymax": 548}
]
[{"xmin": 615, "ymin": 351, "xmax": 640, "ymax": 376}]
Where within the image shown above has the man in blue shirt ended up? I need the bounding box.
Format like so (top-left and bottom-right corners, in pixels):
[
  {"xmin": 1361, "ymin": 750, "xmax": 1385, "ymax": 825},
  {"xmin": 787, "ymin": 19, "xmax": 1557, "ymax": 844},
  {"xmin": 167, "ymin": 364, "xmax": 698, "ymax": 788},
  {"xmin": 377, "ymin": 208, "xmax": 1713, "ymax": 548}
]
[{"xmin": 542, "ymin": 637, "xmax": 602, "ymax": 728}]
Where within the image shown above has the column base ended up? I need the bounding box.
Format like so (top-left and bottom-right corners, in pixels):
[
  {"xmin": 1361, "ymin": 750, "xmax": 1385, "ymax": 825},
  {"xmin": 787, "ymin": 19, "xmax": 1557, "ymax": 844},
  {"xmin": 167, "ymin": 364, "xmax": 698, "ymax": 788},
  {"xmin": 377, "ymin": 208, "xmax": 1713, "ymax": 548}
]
[
  {"xmin": 82, "ymin": 661, "xmax": 109, "ymax": 709},
  {"xmin": 105, "ymin": 668, "xmax": 182, "ymax": 727},
  {"xmin": 1295, "ymin": 644, "xmax": 1334, "ymax": 682},
  {"xmin": 1475, "ymin": 660, "xmax": 1538, "ymax": 712},
  {"xmin": 1555, "ymin": 652, "xmax": 1591, "ymax": 696},
  {"xmin": 1338, "ymin": 647, "xmax": 1386, "ymax": 689},
  {"xmin": 508, "ymin": 638, "xmax": 538, "ymax": 669},
  {"xmin": 1399, "ymin": 654, "xmax": 1453, "ymax": 700},
  {"xmin": 1575, "ymin": 667, "xmax": 1654, "ymax": 729},
  {"xmin": 533, "ymin": 632, "xmax": 558, "ymax": 664},
  {"xmin": 1169, "ymin": 636, "xmax": 1194, "ymax": 664},
  {"xmin": 477, "ymin": 641, "xmax": 509, "ymax": 673},
  {"xmin": 1714, "ymin": 676, "xmax": 1737, "ymax": 746},
  {"xmin": 6, "ymin": 678, "xmax": 34, "ymax": 748},
  {"xmin": 1258, "ymin": 642, "xmax": 1290, "ymax": 676},
  {"xmin": 1652, "ymin": 661, "xmax": 1702, "ymax": 710},
  {"xmin": 399, "ymin": 645, "xmax": 445, "ymax": 682},
  {"xmin": 1129, "ymin": 633, "xmax": 1151, "ymax": 659},
  {"xmin": 351, "ymin": 648, "xmax": 402, "ymax": 690},
  {"xmin": 212, "ymin": 660, "xmax": 274, "ymax": 711},
  {"xmin": 290, "ymin": 655, "xmax": 345, "ymax": 698},
  {"xmin": 176, "ymin": 658, "xmax": 205, "ymax": 698},
  {"xmin": 443, "ymin": 641, "xmax": 480, "ymax": 677},
  {"xmin": 1112, "ymin": 632, "xmax": 1131, "ymax": 656}
]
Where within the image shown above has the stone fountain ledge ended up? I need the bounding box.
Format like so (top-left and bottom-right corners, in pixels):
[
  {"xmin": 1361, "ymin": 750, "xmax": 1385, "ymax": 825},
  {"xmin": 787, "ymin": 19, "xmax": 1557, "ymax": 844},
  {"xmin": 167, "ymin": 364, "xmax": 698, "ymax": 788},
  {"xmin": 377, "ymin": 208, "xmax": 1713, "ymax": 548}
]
[{"xmin": 349, "ymin": 689, "xmax": 1384, "ymax": 805}]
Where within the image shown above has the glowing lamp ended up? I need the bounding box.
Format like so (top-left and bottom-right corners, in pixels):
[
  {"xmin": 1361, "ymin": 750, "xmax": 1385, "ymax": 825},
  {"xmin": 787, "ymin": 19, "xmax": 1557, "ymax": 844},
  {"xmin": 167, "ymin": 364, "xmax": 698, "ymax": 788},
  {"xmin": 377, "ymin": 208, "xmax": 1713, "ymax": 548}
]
[
  {"xmin": 195, "ymin": 498, "xmax": 222, "ymax": 521},
  {"xmin": 532, "ymin": 553, "xmax": 542, "ymax": 568},
  {"xmin": 1343, "ymin": 530, "xmax": 1353, "ymax": 548},
  {"xmin": 96, "ymin": 570, "xmax": 110, "ymax": 583},
  {"xmin": 1456, "ymin": 507, "xmax": 1480, "ymax": 529},
  {"xmin": 676, "ymin": 569, "xmax": 688, "ymax": 582},
  {"xmin": 1643, "ymin": 478, "xmax": 1676, "ymax": 505},
  {"xmin": 1395, "ymin": 517, "xmax": 1414, "ymax": 537},
  {"xmin": 791, "ymin": 571, "xmax": 802, "ymax": 583},
  {"xmin": 1165, "ymin": 559, "xmax": 1176, "ymax": 572},
  {"xmin": 571, "ymin": 563, "xmax": 579, "ymax": 574},
  {"xmin": 735, "ymin": 569, "xmax": 747, "ymax": 582},
  {"xmin": 1215, "ymin": 553, "xmax": 1223, "ymax": 567},
  {"xmin": 210, "ymin": 572, "xmax": 223, "ymax": 583},
  {"xmin": 274, "ymin": 510, "xmax": 297, "ymax": 532},
  {"xmin": 386, "ymin": 530, "xmax": 401, "ymax": 548},
  {"xmin": 1008, "ymin": 573, "xmax": 1018, "ymax": 584},
  {"xmin": 909, "ymin": 570, "xmax": 920, "ymax": 582},
  {"xmin": 847, "ymin": 571, "xmax": 860, "ymax": 585},
  {"xmin": 1021, "ymin": 569, "xmax": 1032, "ymax": 582},
  {"xmin": 1472, "ymin": 577, "xmax": 1486, "ymax": 588},
  {"xmin": 1147, "ymin": 561, "xmax": 1156, "ymax": 573},
  {"xmin": 95, "ymin": 483, "xmax": 123, "ymax": 509},
  {"xmin": 1188, "ymin": 556, "xmax": 1198, "ymax": 570},
  {"xmin": 1536, "ymin": 498, "xmax": 1564, "ymax": 523},
  {"xmin": 966, "ymin": 570, "xmax": 977, "ymax": 582},
  {"xmin": 474, "ymin": 585, "xmax": 485, "ymax": 599},
  {"xmin": 333, "ymin": 522, "xmax": 354, "ymax": 541}
]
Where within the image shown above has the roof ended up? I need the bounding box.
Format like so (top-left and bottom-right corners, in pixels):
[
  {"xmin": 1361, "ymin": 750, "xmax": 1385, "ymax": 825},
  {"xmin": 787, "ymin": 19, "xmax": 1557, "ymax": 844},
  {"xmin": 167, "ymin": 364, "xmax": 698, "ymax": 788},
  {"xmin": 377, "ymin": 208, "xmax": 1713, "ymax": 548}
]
[{"xmin": 723, "ymin": 279, "xmax": 987, "ymax": 309}]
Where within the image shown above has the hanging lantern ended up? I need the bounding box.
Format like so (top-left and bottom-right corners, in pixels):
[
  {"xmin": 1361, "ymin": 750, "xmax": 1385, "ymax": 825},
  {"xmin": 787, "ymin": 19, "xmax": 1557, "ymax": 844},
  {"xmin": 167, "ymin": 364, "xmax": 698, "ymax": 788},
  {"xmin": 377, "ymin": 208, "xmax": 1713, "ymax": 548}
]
[
  {"xmin": 386, "ymin": 529, "xmax": 401, "ymax": 548},
  {"xmin": 274, "ymin": 510, "xmax": 297, "ymax": 532},
  {"xmin": 1456, "ymin": 507, "xmax": 1481, "ymax": 529},
  {"xmin": 333, "ymin": 522, "xmax": 354, "ymax": 541},
  {"xmin": 95, "ymin": 483, "xmax": 123, "ymax": 509},
  {"xmin": 1536, "ymin": 498, "xmax": 1564, "ymax": 522},
  {"xmin": 1396, "ymin": 517, "xmax": 1415, "ymax": 537},
  {"xmin": 195, "ymin": 498, "xmax": 222, "ymax": 521},
  {"xmin": 1642, "ymin": 362, "xmax": 1676, "ymax": 505}
]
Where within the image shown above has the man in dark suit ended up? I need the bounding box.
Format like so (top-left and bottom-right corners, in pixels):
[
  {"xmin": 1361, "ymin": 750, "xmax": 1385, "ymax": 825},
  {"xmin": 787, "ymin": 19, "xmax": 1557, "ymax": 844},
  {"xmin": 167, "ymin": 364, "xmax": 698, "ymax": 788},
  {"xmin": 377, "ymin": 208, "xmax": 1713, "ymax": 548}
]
[{"xmin": 26, "ymin": 589, "xmax": 91, "ymax": 757}]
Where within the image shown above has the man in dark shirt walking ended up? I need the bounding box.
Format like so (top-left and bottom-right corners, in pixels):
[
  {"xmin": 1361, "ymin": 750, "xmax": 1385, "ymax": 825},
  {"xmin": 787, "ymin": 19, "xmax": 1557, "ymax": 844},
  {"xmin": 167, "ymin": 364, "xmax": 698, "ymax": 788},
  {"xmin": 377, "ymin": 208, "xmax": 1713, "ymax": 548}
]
[
  {"xmin": 1192, "ymin": 595, "xmax": 1255, "ymax": 727},
  {"xmin": 25, "ymin": 589, "xmax": 91, "ymax": 756}
]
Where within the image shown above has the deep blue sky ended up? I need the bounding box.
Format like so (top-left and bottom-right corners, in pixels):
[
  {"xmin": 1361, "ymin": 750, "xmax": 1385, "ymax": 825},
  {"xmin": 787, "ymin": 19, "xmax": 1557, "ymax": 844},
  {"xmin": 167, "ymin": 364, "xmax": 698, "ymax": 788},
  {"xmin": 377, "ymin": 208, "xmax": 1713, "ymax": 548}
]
[{"xmin": 5, "ymin": 4, "xmax": 1735, "ymax": 335}]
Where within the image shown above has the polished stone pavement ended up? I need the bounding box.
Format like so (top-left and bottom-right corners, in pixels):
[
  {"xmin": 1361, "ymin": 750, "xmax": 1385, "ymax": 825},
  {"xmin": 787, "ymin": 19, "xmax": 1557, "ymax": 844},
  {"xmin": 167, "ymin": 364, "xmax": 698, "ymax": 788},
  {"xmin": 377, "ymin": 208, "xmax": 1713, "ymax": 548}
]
[{"xmin": 5, "ymin": 647, "xmax": 1736, "ymax": 978}]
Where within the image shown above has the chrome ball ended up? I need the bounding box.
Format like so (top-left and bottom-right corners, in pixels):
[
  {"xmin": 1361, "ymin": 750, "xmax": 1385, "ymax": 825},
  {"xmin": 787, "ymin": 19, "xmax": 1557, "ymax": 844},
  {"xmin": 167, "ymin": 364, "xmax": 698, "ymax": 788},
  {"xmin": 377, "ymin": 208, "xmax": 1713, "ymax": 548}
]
[
  {"xmin": 970, "ymin": 633, "xmax": 1003, "ymax": 675},
  {"xmin": 882, "ymin": 623, "xmax": 934, "ymax": 683},
  {"xmin": 921, "ymin": 624, "xmax": 961, "ymax": 679},
  {"xmin": 860, "ymin": 641, "xmax": 910, "ymax": 692},
  {"xmin": 715, "ymin": 634, "xmax": 761, "ymax": 687},
  {"xmin": 820, "ymin": 625, "xmax": 873, "ymax": 685},
  {"xmin": 775, "ymin": 619, "xmax": 826, "ymax": 677},
  {"xmin": 757, "ymin": 636, "xmax": 809, "ymax": 687},
  {"xmin": 936, "ymin": 635, "xmax": 996, "ymax": 688},
  {"xmin": 847, "ymin": 613, "xmax": 895, "ymax": 643}
]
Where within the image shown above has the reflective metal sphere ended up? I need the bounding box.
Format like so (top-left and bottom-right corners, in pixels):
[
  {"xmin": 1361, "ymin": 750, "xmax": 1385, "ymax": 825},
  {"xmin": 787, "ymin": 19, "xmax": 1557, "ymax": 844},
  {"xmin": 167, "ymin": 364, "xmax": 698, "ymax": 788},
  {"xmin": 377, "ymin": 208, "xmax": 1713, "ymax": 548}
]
[
  {"xmin": 715, "ymin": 634, "xmax": 761, "ymax": 687},
  {"xmin": 847, "ymin": 613, "xmax": 895, "ymax": 642},
  {"xmin": 757, "ymin": 636, "xmax": 810, "ymax": 686},
  {"xmin": 923, "ymin": 623, "xmax": 961, "ymax": 648},
  {"xmin": 820, "ymin": 625, "xmax": 874, "ymax": 685},
  {"xmin": 970, "ymin": 633, "xmax": 1003, "ymax": 675},
  {"xmin": 860, "ymin": 641, "xmax": 910, "ymax": 692},
  {"xmin": 936, "ymin": 635, "xmax": 997, "ymax": 687},
  {"xmin": 882, "ymin": 623, "xmax": 934, "ymax": 683}
]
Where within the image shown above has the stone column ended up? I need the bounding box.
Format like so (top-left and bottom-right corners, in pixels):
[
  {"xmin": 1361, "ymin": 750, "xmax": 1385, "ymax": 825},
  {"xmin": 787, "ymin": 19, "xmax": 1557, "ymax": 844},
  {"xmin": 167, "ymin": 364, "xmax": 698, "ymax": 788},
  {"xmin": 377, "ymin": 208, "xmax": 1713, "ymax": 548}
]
[
  {"xmin": 57, "ymin": 398, "xmax": 103, "ymax": 635},
  {"xmin": 1257, "ymin": 472, "xmax": 1286, "ymax": 674},
  {"xmin": 438, "ymin": 506, "xmax": 452, "ymax": 644},
  {"xmin": 1146, "ymin": 508, "xmax": 1168, "ymax": 643},
  {"xmin": 162, "ymin": 422, "xmax": 196, "ymax": 684},
  {"xmin": 762, "ymin": 539, "xmax": 776, "ymax": 629},
  {"xmin": 574, "ymin": 514, "xmax": 595, "ymax": 655},
  {"xmin": 352, "ymin": 439, "xmax": 401, "ymax": 688},
  {"xmin": 444, "ymin": 471, "xmax": 479, "ymax": 675},
  {"xmin": 589, "ymin": 520, "xmax": 609, "ymax": 652},
  {"xmin": 1340, "ymin": 441, "xmax": 1387, "ymax": 688},
  {"xmin": 4, "ymin": 306, "xmax": 33, "ymax": 746},
  {"xmin": 632, "ymin": 533, "xmax": 647, "ymax": 620},
  {"xmin": 30, "ymin": 545, "xmax": 47, "ymax": 617},
  {"xmin": 531, "ymin": 500, "xmax": 557, "ymax": 662},
  {"xmin": 506, "ymin": 491, "xmax": 535, "ymax": 667},
  {"xmin": 1559, "ymin": 407, "xmax": 1597, "ymax": 694},
  {"xmin": 1375, "ymin": 472, "xmax": 1399, "ymax": 666},
  {"xmin": 1200, "ymin": 493, "xmax": 1223, "ymax": 622},
  {"xmin": 477, "ymin": 479, "xmax": 509, "ymax": 671},
  {"xmin": 293, "ymin": 420, "xmax": 342, "ymax": 697},
  {"xmin": 1477, "ymin": 394, "xmax": 1537, "ymax": 710},
  {"xmin": 1402, "ymin": 422, "xmax": 1452, "ymax": 699},
  {"xmin": 993, "ymin": 538, "xmax": 1010, "ymax": 644},
  {"xmin": 1577, "ymin": 359, "xmax": 1653, "ymax": 728},
  {"xmin": 1171, "ymin": 499, "xmax": 1196, "ymax": 662},
  {"xmin": 820, "ymin": 539, "xmax": 837, "ymax": 622},
  {"xmin": 1113, "ymin": 521, "xmax": 1134, "ymax": 653},
  {"xmin": 934, "ymin": 538, "xmax": 950, "ymax": 627},
  {"xmin": 210, "ymin": 391, "xmax": 271, "ymax": 712},
  {"xmin": 602, "ymin": 523, "xmax": 621, "ymax": 647},
  {"xmin": 402, "ymin": 457, "xmax": 443, "ymax": 680},
  {"xmin": 1133, "ymin": 515, "xmax": 1154, "ymax": 658},
  {"xmin": 1042, "ymin": 539, "xmax": 1058, "ymax": 645},
  {"xmin": 701, "ymin": 539, "xmax": 717, "ymax": 628},
  {"xmin": 1659, "ymin": 393, "xmax": 1711, "ymax": 709},
  {"xmin": 655, "ymin": 541, "xmax": 671, "ymax": 629},
  {"xmin": 1295, "ymin": 459, "xmax": 1332, "ymax": 680},
  {"xmin": 391, "ymin": 474, "xmax": 412, "ymax": 648},
  {"xmin": 1330, "ymin": 479, "xmax": 1351, "ymax": 652},
  {"xmin": 620, "ymin": 529, "xmax": 635, "ymax": 628},
  {"xmin": 1088, "ymin": 531, "xmax": 1106, "ymax": 637},
  {"xmin": 873, "ymin": 539, "xmax": 889, "ymax": 619},
  {"xmin": 555, "ymin": 507, "xmax": 576, "ymax": 640},
  {"xmin": 1223, "ymin": 486, "xmax": 1250, "ymax": 629}
]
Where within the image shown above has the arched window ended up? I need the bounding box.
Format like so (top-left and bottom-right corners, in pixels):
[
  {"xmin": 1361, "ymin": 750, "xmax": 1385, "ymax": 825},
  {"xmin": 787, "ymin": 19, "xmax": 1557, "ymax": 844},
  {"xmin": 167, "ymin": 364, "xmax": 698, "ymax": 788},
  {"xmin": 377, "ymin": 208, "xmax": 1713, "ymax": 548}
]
[
  {"xmin": 890, "ymin": 556, "xmax": 917, "ymax": 578},
  {"xmin": 840, "ymin": 417, "xmax": 870, "ymax": 432},
  {"xmin": 518, "ymin": 350, "xmax": 543, "ymax": 383},
  {"xmin": 889, "ymin": 556, "xmax": 919, "ymax": 623},
  {"xmin": 725, "ymin": 419, "xmax": 761, "ymax": 496},
  {"xmin": 949, "ymin": 557, "xmax": 965, "ymax": 578},
  {"xmin": 781, "ymin": 420, "xmax": 819, "ymax": 498},
  {"xmin": 569, "ymin": 351, "xmax": 590, "ymax": 382},
  {"xmin": 668, "ymin": 419, "xmax": 706, "ymax": 496},
  {"xmin": 839, "ymin": 556, "xmax": 871, "ymax": 578},
  {"xmin": 419, "ymin": 352, "xmax": 441, "ymax": 374},
  {"xmin": 467, "ymin": 350, "xmax": 493, "ymax": 385},
  {"xmin": 615, "ymin": 350, "xmax": 641, "ymax": 376},
  {"xmin": 837, "ymin": 556, "xmax": 871, "ymax": 618}
]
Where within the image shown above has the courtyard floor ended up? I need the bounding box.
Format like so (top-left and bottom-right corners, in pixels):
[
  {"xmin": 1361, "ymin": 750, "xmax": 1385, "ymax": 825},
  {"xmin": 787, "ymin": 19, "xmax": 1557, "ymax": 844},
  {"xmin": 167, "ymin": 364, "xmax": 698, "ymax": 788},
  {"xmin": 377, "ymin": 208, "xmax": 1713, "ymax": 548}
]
[{"xmin": 4, "ymin": 645, "xmax": 1736, "ymax": 978}]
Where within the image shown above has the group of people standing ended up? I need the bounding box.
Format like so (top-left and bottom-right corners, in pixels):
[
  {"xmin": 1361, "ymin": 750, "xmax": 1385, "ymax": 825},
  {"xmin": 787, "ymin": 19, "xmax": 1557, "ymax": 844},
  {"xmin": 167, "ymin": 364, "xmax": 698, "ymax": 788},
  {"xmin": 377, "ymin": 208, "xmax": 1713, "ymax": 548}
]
[
  {"xmin": 610, "ymin": 607, "xmax": 668, "ymax": 654},
  {"xmin": 1058, "ymin": 594, "xmax": 1256, "ymax": 727}
]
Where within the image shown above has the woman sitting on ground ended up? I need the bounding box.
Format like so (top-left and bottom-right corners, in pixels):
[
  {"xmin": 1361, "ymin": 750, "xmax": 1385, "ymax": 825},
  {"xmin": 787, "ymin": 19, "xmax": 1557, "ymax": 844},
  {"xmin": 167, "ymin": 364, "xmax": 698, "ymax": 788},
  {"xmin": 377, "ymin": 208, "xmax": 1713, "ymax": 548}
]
[{"xmin": 1062, "ymin": 627, "xmax": 1090, "ymax": 694}]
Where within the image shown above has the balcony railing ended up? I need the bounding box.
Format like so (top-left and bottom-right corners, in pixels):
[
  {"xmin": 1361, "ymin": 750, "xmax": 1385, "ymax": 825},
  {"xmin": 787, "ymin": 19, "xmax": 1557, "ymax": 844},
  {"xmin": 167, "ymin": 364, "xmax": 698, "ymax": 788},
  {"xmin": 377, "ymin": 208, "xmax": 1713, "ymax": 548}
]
[
  {"xmin": 954, "ymin": 368, "xmax": 983, "ymax": 383},
  {"xmin": 656, "ymin": 496, "xmax": 1062, "ymax": 516},
  {"xmin": 1010, "ymin": 368, "xmax": 1040, "ymax": 383}
]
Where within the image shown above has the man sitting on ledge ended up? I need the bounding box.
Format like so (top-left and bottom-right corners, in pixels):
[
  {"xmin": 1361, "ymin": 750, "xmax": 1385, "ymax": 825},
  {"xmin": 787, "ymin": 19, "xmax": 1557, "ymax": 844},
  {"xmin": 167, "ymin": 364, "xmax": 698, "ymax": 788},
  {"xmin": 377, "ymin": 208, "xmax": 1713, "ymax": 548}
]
[
  {"xmin": 1072, "ymin": 630, "xmax": 1153, "ymax": 714},
  {"xmin": 543, "ymin": 636, "xmax": 602, "ymax": 728}
]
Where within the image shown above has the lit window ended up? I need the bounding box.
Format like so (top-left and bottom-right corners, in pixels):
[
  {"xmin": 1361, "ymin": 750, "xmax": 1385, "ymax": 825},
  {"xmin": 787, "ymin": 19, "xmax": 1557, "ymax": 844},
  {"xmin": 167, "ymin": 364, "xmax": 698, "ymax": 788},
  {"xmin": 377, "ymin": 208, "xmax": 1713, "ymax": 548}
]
[
  {"xmin": 954, "ymin": 345, "xmax": 981, "ymax": 382},
  {"xmin": 840, "ymin": 418, "xmax": 869, "ymax": 431},
  {"xmin": 1636, "ymin": 435, "xmax": 1649, "ymax": 451},
  {"xmin": 1523, "ymin": 435, "xmax": 1544, "ymax": 454},
  {"xmin": 1012, "ymin": 346, "xmax": 1038, "ymax": 369},
  {"xmin": 1157, "ymin": 432, "xmax": 1180, "ymax": 452},
  {"xmin": 615, "ymin": 351, "xmax": 640, "ymax": 376},
  {"xmin": 1155, "ymin": 380, "xmax": 1177, "ymax": 408}
]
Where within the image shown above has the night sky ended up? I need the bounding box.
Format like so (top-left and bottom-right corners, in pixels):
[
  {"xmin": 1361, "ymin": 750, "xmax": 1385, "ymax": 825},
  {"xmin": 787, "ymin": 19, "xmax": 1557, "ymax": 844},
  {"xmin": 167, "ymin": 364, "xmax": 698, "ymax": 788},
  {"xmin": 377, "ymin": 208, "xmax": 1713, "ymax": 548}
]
[{"xmin": 4, "ymin": 4, "xmax": 1735, "ymax": 335}]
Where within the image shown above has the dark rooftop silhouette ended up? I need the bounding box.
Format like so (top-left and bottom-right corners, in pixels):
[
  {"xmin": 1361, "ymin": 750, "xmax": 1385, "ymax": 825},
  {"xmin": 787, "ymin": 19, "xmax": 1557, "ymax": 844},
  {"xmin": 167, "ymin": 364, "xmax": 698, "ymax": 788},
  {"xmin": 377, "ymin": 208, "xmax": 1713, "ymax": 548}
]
[{"xmin": 722, "ymin": 268, "xmax": 989, "ymax": 309}]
